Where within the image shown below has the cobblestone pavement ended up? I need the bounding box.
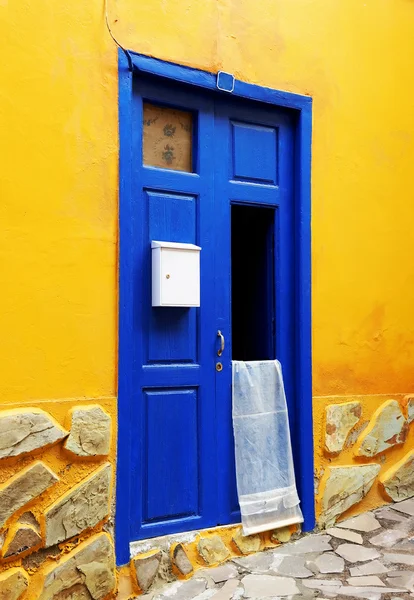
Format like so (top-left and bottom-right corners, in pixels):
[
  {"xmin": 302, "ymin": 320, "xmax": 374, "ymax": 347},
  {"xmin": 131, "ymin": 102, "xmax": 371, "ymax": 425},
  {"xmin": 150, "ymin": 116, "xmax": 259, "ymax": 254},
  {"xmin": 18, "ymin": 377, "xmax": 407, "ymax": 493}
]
[{"xmin": 143, "ymin": 499, "xmax": 414, "ymax": 600}]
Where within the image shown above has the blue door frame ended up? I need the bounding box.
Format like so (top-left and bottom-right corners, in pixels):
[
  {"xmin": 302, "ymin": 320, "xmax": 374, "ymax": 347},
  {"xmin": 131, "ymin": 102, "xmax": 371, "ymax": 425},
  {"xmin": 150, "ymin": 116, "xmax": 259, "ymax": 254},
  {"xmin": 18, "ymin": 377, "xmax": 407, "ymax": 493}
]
[{"xmin": 117, "ymin": 49, "xmax": 314, "ymax": 566}]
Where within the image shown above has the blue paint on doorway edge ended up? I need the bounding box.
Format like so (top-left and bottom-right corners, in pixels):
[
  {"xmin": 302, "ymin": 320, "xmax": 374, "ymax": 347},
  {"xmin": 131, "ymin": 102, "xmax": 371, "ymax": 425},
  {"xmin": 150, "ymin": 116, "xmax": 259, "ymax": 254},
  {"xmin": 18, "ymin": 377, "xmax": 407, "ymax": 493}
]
[{"xmin": 116, "ymin": 49, "xmax": 314, "ymax": 566}]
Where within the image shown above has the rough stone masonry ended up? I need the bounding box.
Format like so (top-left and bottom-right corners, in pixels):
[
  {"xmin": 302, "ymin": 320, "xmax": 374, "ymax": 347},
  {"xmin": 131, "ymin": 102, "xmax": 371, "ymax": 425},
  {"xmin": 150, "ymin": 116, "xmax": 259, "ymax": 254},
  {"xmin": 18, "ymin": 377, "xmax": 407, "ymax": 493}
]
[{"xmin": 137, "ymin": 500, "xmax": 414, "ymax": 600}]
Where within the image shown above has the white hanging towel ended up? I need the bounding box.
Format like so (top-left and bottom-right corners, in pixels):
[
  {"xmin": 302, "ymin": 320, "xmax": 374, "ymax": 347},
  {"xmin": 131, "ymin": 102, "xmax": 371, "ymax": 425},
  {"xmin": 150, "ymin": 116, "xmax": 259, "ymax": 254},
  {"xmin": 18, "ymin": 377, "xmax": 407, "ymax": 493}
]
[{"xmin": 232, "ymin": 360, "xmax": 303, "ymax": 536}]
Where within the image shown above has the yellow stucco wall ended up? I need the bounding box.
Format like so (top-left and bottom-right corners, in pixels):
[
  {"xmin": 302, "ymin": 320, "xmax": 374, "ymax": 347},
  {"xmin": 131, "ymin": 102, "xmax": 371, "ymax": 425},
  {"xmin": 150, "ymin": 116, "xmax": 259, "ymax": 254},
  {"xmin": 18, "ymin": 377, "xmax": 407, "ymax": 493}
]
[
  {"xmin": 3, "ymin": 0, "xmax": 414, "ymax": 408},
  {"xmin": 1, "ymin": 1, "xmax": 414, "ymax": 593}
]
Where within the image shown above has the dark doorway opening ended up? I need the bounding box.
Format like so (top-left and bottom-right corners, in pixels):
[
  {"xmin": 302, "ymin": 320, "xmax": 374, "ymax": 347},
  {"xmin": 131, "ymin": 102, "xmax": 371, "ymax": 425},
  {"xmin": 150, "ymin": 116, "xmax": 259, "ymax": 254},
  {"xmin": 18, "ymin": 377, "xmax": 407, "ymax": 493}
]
[{"xmin": 231, "ymin": 204, "xmax": 275, "ymax": 361}]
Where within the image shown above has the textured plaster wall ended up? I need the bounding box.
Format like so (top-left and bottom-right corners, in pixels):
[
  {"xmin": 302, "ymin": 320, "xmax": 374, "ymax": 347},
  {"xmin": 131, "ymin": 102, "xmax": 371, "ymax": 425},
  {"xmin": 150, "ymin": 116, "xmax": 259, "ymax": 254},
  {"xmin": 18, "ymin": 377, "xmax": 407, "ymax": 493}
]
[
  {"xmin": 2, "ymin": 0, "xmax": 414, "ymax": 408},
  {"xmin": 112, "ymin": 0, "xmax": 414, "ymax": 394},
  {"xmin": 1, "ymin": 2, "xmax": 119, "ymax": 590},
  {"xmin": 1, "ymin": 1, "xmax": 118, "ymax": 405}
]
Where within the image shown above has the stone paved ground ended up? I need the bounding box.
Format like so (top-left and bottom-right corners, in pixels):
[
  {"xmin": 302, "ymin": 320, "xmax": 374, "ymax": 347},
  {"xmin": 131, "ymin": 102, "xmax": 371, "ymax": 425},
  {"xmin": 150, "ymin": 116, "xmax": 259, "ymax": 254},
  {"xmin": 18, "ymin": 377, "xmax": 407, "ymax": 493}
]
[{"xmin": 143, "ymin": 499, "xmax": 414, "ymax": 600}]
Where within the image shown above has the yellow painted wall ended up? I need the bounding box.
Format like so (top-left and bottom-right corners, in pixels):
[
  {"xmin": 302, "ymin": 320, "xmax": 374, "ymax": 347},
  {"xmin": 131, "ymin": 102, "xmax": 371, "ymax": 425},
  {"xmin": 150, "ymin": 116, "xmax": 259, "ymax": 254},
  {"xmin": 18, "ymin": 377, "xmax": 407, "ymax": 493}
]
[{"xmin": 1, "ymin": 0, "xmax": 414, "ymax": 549}]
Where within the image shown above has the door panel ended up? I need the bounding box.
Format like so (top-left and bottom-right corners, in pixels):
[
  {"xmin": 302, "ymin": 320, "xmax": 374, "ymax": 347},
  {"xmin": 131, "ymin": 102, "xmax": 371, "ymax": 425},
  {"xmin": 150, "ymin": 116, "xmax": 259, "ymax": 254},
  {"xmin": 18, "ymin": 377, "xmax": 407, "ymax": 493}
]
[
  {"xmin": 231, "ymin": 121, "xmax": 278, "ymax": 184},
  {"xmin": 130, "ymin": 78, "xmax": 217, "ymax": 540},
  {"xmin": 214, "ymin": 98, "xmax": 296, "ymax": 525},
  {"xmin": 147, "ymin": 190, "xmax": 197, "ymax": 364},
  {"xmin": 143, "ymin": 388, "xmax": 199, "ymax": 523}
]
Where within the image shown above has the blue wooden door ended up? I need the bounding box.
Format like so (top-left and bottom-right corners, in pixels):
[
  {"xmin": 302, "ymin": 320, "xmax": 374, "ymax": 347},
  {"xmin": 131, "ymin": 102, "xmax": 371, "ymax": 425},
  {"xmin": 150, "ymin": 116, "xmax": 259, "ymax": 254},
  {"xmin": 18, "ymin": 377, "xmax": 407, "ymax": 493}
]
[
  {"xmin": 129, "ymin": 76, "xmax": 295, "ymax": 541},
  {"xmin": 213, "ymin": 98, "xmax": 296, "ymax": 526}
]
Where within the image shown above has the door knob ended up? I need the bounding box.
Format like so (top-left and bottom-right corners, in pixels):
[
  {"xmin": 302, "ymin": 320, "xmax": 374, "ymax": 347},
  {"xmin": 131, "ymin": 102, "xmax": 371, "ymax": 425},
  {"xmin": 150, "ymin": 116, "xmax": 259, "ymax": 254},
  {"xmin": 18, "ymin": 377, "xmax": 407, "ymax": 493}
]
[{"xmin": 217, "ymin": 330, "xmax": 225, "ymax": 357}]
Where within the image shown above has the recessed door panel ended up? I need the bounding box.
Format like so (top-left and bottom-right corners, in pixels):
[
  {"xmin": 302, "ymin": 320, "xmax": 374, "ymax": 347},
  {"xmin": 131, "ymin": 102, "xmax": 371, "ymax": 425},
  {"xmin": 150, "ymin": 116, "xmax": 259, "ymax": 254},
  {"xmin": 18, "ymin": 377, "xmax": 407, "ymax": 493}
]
[
  {"xmin": 142, "ymin": 388, "xmax": 199, "ymax": 524},
  {"xmin": 147, "ymin": 190, "xmax": 197, "ymax": 363},
  {"xmin": 232, "ymin": 121, "xmax": 278, "ymax": 184}
]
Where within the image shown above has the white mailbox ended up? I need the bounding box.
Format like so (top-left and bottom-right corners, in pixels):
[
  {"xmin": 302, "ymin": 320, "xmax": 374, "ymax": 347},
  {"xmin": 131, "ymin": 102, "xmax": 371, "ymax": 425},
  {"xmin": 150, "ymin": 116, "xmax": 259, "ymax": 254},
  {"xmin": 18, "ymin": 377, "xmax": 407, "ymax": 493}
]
[{"xmin": 151, "ymin": 241, "xmax": 201, "ymax": 307}]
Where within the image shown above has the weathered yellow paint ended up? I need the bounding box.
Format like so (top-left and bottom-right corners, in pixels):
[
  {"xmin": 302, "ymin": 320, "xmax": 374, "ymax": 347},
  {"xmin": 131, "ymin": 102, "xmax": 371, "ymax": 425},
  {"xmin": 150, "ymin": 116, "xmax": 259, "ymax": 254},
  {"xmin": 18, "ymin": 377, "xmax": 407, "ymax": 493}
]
[
  {"xmin": 1, "ymin": 1, "xmax": 414, "ymax": 591},
  {"xmin": 117, "ymin": 565, "xmax": 137, "ymax": 600},
  {"xmin": 2, "ymin": 0, "xmax": 414, "ymax": 398}
]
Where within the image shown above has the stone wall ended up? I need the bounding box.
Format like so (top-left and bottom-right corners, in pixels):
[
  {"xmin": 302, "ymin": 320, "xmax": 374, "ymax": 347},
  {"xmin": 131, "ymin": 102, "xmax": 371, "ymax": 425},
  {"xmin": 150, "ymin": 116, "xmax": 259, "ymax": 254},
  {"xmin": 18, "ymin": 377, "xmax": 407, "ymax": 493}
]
[
  {"xmin": 1, "ymin": 393, "xmax": 413, "ymax": 599},
  {"xmin": 315, "ymin": 394, "xmax": 414, "ymax": 527},
  {"xmin": 119, "ymin": 523, "xmax": 300, "ymax": 597},
  {"xmin": 0, "ymin": 399, "xmax": 117, "ymax": 600}
]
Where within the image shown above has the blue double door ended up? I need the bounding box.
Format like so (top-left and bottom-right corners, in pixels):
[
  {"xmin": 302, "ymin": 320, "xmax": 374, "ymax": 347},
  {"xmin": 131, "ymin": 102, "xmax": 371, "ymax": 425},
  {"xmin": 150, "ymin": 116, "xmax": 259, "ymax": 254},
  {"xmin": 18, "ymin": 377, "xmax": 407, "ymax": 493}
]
[{"xmin": 129, "ymin": 75, "xmax": 295, "ymax": 541}]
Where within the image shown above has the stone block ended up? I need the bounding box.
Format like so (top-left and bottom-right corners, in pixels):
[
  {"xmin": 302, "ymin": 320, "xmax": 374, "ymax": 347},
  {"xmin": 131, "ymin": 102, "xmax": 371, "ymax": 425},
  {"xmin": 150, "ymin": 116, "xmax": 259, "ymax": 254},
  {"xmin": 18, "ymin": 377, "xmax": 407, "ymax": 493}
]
[
  {"xmin": 22, "ymin": 545, "xmax": 61, "ymax": 571},
  {"xmin": 158, "ymin": 578, "xmax": 207, "ymax": 600},
  {"xmin": 338, "ymin": 585, "xmax": 406, "ymax": 598},
  {"xmin": 232, "ymin": 529, "xmax": 261, "ymax": 554},
  {"xmin": 313, "ymin": 552, "xmax": 345, "ymax": 574},
  {"xmin": 64, "ymin": 405, "xmax": 111, "ymax": 457},
  {"xmin": 241, "ymin": 574, "xmax": 299, "ymax": 597},
  {"xmin": 349, "ymin": 560, "xmax": 388, "ymax": 576},
  {"xmin": 172, "ymin": 544, "xmax": 193, "ymax": 576},
  {"xmin": 325, "ymin": 401, "xmax": 362, "ymax": 454},
  {"xmin": 3, "ymin": 522, "xmax": 42, "ymax": 558},
  {"xmin": 44, "ymin": 462, "xmax": 111, "ymax": 547},
  {"xmin": 132, "ymin": 551, "xmax": 162, "ymax": 592},
  {"xmin": 0, "ymin": 408, "xmax": 67, "ymax": 460},
  {"xmin": 387, "ymin": 572, "xmax": 414, "ymax": 591},
  {"xmin": 320, "ymin": 464, "xmax": 380, "ymax": 526},
  {"xmin": 274, "ymin": 533, "xmax": 332, "ymax": 554},
  {"xmin": 232, "ymin": 552, "xmax": 273, "ymax": 572},
  {"xmin": 39, "ymin": 532, "xmax": 115, "ymax": 600},
  {"xmin": 380, "ymin": 449, "xmax": 414, "ymax": 501},
  {"xmin": 369, "ymin": 528, "xmax": 406, "ymax": 547},
  {"xmin": 383, "ymin": 552, "xmax": 414, "ymax": 566},
  {"xmin": 203, "ymin": 564, "xmax": 238, "ymax": 583},
  {"xmin": 117, "ymin": 570, "xmax": 135, "ymax": 600},
  {"xmin": 273, "ymin": 555, "xmax": 313, "ymax": 578},
  {"xmin": 198, "ymin": 536, "xmax": 229, "ymax": 565},
  {"xmin": 271, "ymin": 526, "xmax": 292, "ymax": 543},
  {"xmin": 302, "ymin": 579, "xmax": 341, "ymax": 595},
  {"xmin": 336, "ymin": 511, "xmax": 381, "ymax": 532},
  {"xmin": 18, "ymin": 511, "xmax": 39, "ymax": 528},
  {"xmin": 210, "ymin": 579, "xmax": 239, "ymax": 600},
  {"xmin": 356, "ymin": 400, "xmax": 408, "ymax": 457},
  {"xmin": 375, "ymin": 506, "xmax": 409, "ymax": 522},
  {"xmin": 77, "ymin": 560, "xmax": 115, "ymax": 599},
  {"xmin": 326, "ymin": 527, "xmax": 363, "ymax": 544},
  {"xmin": 53, "ymin": 584, "xmax": 91, "ymax": 600},
  {"xmin": 390, "ymin": 497, "xmax": 414, "ymax": 515},
  {"xmin": 347, "ymin": 575, "xmax": 385, "ymax": 587},
  {"xmin": 336, "ymin": 543, "xmax": 381, "ymax": 562},
  {"xmin": 0, "ymin": 461, "xmax": 59, "ymax": 528},
  {"xmin": 0, "ymin": 568, "xmax": 29, "ymax": 600}
]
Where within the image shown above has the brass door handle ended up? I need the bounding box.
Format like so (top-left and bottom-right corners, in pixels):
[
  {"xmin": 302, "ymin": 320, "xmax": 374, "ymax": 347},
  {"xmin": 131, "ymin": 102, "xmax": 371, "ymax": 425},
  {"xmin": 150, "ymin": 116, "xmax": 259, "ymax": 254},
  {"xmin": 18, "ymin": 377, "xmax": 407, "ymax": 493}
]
[{"xmin": 217, "ymin": 330, "xmax": 225, "ymax": 356}]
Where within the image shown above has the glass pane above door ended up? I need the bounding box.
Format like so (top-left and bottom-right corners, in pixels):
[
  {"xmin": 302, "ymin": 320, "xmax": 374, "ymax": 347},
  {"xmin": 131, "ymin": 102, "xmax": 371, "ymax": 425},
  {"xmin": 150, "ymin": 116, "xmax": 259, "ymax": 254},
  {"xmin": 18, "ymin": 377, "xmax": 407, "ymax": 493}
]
[{"xmin": 142, "ymin": 103, "xmax": 193, "ymax": 172}]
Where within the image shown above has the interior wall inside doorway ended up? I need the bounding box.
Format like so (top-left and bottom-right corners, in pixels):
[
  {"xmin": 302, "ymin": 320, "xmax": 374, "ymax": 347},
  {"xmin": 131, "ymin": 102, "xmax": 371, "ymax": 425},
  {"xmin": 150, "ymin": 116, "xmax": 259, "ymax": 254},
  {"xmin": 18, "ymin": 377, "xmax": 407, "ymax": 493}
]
[{"xmin": 231, "ymin": 204, "xmax": 275, "ymax": 362}]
